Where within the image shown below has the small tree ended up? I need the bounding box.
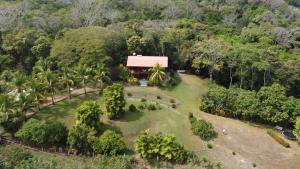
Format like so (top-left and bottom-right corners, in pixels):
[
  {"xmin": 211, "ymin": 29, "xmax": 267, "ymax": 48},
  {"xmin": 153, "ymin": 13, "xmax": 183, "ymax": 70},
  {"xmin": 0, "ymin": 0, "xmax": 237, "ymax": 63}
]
[
  {"xmin": 293, "ymin": 117, "xmax": 300, "ymax": 142},
  {"xmin": 95, "ymin": 130, "xmax": 126, "ymax": 155},
  {"xmin": 67, "ymin": 124, "xmax": 96, "ymax": 154},
  {"xmin": 149, "ymin": 63, "xmax": 165, "ymax": 86},
  {"xmin": 103, "ymin": 83, "xmax": 126, "ymax": 119},
  {"xmin": 76, "ymin": 101, "xmax": 101, "ymax": 130}
]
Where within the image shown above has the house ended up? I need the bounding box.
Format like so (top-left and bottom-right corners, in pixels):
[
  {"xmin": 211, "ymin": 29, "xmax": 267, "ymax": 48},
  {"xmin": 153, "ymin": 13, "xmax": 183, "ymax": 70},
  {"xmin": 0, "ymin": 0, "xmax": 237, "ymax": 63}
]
[{"xmin": 126, "ymin": 55, "xmax": 168, "ymax": 78}]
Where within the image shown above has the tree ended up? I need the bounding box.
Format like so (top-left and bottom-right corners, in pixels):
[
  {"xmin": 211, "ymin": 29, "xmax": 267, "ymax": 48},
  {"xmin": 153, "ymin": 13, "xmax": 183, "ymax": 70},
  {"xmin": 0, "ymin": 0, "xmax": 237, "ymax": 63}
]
[
  {"xmin": 191, "ymin": 39, "xmax": 230, "ymax": 81},
  {"xmin": 76, "ymin": 101, "xmax": 101, "ymax": 130},
  {"xmin": 0, "ymin": 94, "xmax": 16, "ymax": 123},
  {"xmin": 75, "ymin": 64, "xmax": 91, "ymax": 95},
  {"xmin": 60, "ymin": 67, "xmax": 75, "ymax": 99},
  {"xmin": 103, "ymin": 83, "xmax": 126, "ymax": 119},
  {"xmin": 293, "ymin": 117, "xmax": 300, "ymax": 142},
  {"xmin": 96, "ymin": 130, "xmax": 126, "ymax": 155},
  {"xmin": 149, "ymin": 63, "xmax": 165, "ymax": 86},
  {"xmin": 12, "ymin": 72, "xmax": 27, "ymax": 93},
  {"xmin": 93, "ymin": 64, "xmax": 110, "ymax": 95},
  {"xmin": 67, "ymin": 124, "xmax": 96, "ymax": 154},
  {"xmin": 16, "ymin": 93, "xmax": 34, "ymax": 122},
  {"xmin": 44, "ymin": 70, "xmax": 57, "ymax": 105},
  {"xmin": 27, "ymin": 77, "xmax": 46, "ymax": 111},
  {"xmin": 31, "ymin": 36, "xmax": 52, "ymax": 59},
  {"xmin": 257, "ymin": 84, "xmax": 289, "ymax": 124}
]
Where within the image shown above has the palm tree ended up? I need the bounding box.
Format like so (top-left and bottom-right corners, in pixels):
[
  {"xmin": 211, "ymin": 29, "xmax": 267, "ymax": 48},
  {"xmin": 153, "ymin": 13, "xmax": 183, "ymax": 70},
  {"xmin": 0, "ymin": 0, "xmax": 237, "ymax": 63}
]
[
  {"xmin": 17, "ymin": 93, "xmax": 34, "ymax": 122},
  {"xmin": 12, "ymin": 72, "xmax": 27, "ymax": 93},
  {"xmin": 60, "ymin": 67, "xmax": 75, "ymax": 99},
  {"xmin": 93, "ymin": 64, "xmax": 110, "ymax": 95},
  {"xmin": 75, "ymin": 65, "xmax": 91, "ymax": 95},
  {"xmin": 27, "ymin": 77, "xmax": 46, "ymax": 111},
  {"xmin": 149, "ymin": 63, "xmax": 165, "ymax": 86},
  {"xmin": 0, "ymin": 94, "xmax": 16, "ymax": 123},
  {"xmin": 44, "ymin": 69, "xmax": 57, "ymax": 105}
]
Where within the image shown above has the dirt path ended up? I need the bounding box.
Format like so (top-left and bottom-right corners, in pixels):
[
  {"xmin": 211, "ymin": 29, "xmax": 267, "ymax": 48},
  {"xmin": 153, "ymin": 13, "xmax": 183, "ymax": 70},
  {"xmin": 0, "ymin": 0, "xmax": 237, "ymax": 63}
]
[{"xmin": 175, "ymin": 73, "xmax": 300, "ymax": 169}]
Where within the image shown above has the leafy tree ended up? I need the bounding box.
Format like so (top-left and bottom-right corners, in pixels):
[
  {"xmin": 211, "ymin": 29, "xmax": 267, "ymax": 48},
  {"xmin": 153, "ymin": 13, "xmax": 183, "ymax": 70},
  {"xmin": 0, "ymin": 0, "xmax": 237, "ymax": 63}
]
[
  {"xmin": 67, "ymin": 124, "xmax": 96, "ymax": 154},
  {"xmin": 149, "ymin": 63, "xmax": 165, "ymax": 86},
  {"xmin": 93, "ymin": 64, "xmax": 110, "ymax": 95},
  {"xmin": 17, "ymin": 93, "xmax": 34, "ymax": 122},
  {"xmin": 257, "ymin": 84, "xmax": 289, "ymax": 124},
  {"xmin": 118, "ymin": 64, "xmax": 130, "ymax": 82},
  {"xmin": 94, "ymin": 130, "xmax": 127, "ymax": 155},
  {"xmin": 27, "ymin": 77, "xmax": 46, "ymax": 111},
  {"xmin": 12, "ymin": 72, "xmax": 27, "ymax": 93},
  {"xmin": 0, "ymin": 94, "xmax": 16, "ymax": 123},
  {"xmin": 31, "ymin": 36, "xmax": 52, "ymax": 59},
  {"xmin": 43, "ymin": 70, "xmax": 57, "ymax": 105},
  {"xmin": 191, "ymin": 39, "xmax": 230, "ymax": 81},
  {"xmin": 76, "ymin": 101, "xmax": 101, "ymax": 130},
  {"xmin": 75, "ymin": 64, "xmax": 92, "ymax": 95},
  {"xmin": 126, "ymin": 36, "xmax": 146, "ymax": 54},
  {"xmin": 135, "ymin": 130, "xmax": 192, "ymax": 163},
  {"xmin": 293, "ymin": 117, "xmax": 300, "ymax": 142},
  {"xmin": 60, "ymin": 67, "xmax": 75, "ymax": 99},
  {"xmin": 103, "ymin": 83, "xmax": 126, "ymax": 119}
]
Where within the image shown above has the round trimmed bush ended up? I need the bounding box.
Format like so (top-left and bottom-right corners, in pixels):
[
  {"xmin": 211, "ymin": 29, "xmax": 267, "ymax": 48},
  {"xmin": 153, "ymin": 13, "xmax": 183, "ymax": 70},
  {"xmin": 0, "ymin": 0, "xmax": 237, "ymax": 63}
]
[{"xmin": 97, "ymin": 130, "xmax": 126, "ymax": 155}]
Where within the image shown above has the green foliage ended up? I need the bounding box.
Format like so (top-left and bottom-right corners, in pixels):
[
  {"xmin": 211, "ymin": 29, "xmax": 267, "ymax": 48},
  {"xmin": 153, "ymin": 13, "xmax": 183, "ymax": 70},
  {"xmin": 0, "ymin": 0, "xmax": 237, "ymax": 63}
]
[
  {"xmin": 93, "ymin": 130, "xmax": 127, "ymax": 156},
  {"xmin": 3, "ymin": 147, "xmax": 33, "ymax": 167},
  {"xmin": 76, "ymin": 101, "xmax": 101, "ymax": 130},
  {"xmin": 147, "ymin": 104, "xmax": 157, "ymax": 111},
  {"xmin": 207, "ymin": 143, "xmax": 213, "ymax": 149},
  {"xmin": 128, "ymin": 104, "xmax": 137, "ymax": 112},
  {"xmin": 267, "ymin": 130, "xmax": 290, "ymax": 148},
  {"xmin": 118, "ymin": 64, "xmax": 130, "ymax": 82},
  {"xmin": 103, "ymin": 83, "xmax": 126, "ymax": 119},
  {"xmin": 135, "ymin": 130, "xmax": 192, "ymax": 164},
  {"xmin": 67, "ymin": 124, "xmax": 96, "ymax": 154},
  {"xmin": 19, "ymin": 156, "xmax": 58, "ymax": 169},
  {"xmin": 293, "ymin": 117, "xmax": 300, "ymax": 142},
  {"xmin": 15, "ymin": 119, "xmax": 68, "ymax": 147},
  {"xmin": 50, "ymin": 27, "xmax": 126, "ymax": 66},
  {"xmin": 149, "ymin": 63, "xmax": 165, "ymax": 86},
  {"xmin": 201, "ymin": 84, "xmax": 299, "ymax": 126},
  {"xmin": 189, "ymin": 116, "xmax": 216, "ymax": 141}
]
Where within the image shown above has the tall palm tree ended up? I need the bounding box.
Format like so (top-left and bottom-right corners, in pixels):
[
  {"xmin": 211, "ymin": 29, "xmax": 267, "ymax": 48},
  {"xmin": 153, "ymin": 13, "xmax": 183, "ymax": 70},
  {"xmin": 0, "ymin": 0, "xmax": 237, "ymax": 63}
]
[
  {"xmin": 149, "ymin": 63, "xmax": 165, "ymax": 86},
  {"xmin": 17, "ymin": 93, "xmax": 34, "ymax": 122},
  {"xmin": 0, "ymin": 94, "xmax": 16, "ymax": 123},
  {"xmin": 27, "ymin": 77, "xmax": 46, "ymax": 111},
  {"xmin": 44, "ymin": 69, "xmax": 57, "ymax": 105},
  {"xmin": 12, "ymin": 72, "xmax": 27, "ymax": 93},
  {"xmin": 60, "ymin": 67, "xmax": 75, "ymax": 99},
  {"xmin": 93, "ymin": 64, "xmax": 110, "ymax": 95},
  {"xmin": 75, "ymin": 65, "xmax": 91, "ymax": 95}
]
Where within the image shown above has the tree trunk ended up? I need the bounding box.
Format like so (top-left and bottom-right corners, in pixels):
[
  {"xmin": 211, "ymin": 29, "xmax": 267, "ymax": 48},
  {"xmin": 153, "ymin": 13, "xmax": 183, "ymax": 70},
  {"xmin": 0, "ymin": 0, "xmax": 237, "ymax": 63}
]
[
  {"xmin": 83, "ymin": 80, "xmax": 87, "ymax": 95},
  {"xmin": 209, "ymin": 68, "xmax": 213, "ymax": 81},
  {"xmin": 239, "ymin": 68, "xmax": 243, "ymax": 89},
  {"xmin": 263, "ymin": 70, "xmax": 266, "ymax": 86},
  {"xmin": 51, "ymin": 88, "xmax": 55, "ymax": 105},
  {"xmin": 99, "ymin": 80, "xmax": 103, "ymax": 95},
  {"xmin": 229, "ymin": 67, "xmax": 233, "ymax": 87},
  {"xmin": 68, "ymin": 85, "xmax": 72, "ymax": 99}
]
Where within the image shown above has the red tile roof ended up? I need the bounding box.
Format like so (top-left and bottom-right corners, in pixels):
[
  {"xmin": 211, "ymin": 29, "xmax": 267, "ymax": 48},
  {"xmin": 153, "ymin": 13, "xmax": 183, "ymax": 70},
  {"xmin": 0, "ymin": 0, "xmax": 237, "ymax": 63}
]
[{"xmin": 126, "ymin": 56, "xmax": 168, "ymax": 68}]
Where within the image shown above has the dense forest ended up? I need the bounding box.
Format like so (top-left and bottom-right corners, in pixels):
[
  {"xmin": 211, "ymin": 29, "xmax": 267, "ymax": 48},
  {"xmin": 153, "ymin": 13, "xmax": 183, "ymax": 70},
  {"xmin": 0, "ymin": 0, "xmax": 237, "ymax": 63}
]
[{"xmin": 0, "ymin": 0, "xmax": 299, "ymax": 96}]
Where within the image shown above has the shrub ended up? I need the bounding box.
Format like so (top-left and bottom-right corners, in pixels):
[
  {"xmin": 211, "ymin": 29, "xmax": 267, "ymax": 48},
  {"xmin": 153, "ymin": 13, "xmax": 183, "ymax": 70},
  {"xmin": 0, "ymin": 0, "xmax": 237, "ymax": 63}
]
[
  {"xmin": 103, "ymin": 83, "xmax": 126, "ymax": 119},
  {"xmin": 157, "ymin": 95, "xmax": 161, "ymax": 99},
  {"xmin": 171, "ymin": 104, "xmax": 176, "ymax": 109},
  {"xmin": 147, "ymin": 104, "xmax": 157, "ymax": 111},
  {"xmin": 140, "ymin": 98, "xmax": 147, "ymax": 102},
  {"xmin": 232, "ymin": 151, "xmax": 236, "ymax": 155},
  {"xmin": 128, "ymin": 77, "xmax": 138, "ymax": 85},
  {"xmin": 127, "ymin": 92, "xmax": 132, "ymax": 97},
  {"xmin": 76, "ymin": 101, "xmax": 101, "ymax": 130},
  {"xmin": 138, "ymin": 104, "xmax": 146, "ymax": 110},
  {"xmin": 10, "ymin": 148, "xmax": 33, "ymax": 167},
  {"xmin": 207, "ymin": 143, "xmax": 213, "ymax": 149},
  {"xmin": 135, "ymin": 130, "xmax": 192, "ymax": 164},
  {"xmin": 189, "ymin": 117, "xmax": 216, "ymax": 141},
  {"xmin": 267, "ymin": 130, "xmax": 290, "ymax": 148},
  {"xmin": 96, "ymin": 130, "xmax": 127, "ymax": 155},
  {"xmin": 293, "ymin": 117, "xmax": 300, "ymax": 142},
  {"xmin": 128, "ymin": 104, "xmax": 137, "ymax": 112},
  {"xmin": 19, "ymin": 156, "xmax": 58, "ymax": 169},
  {"xmin": 67, "ymin": 124, "xmax": 96, "ymax": 153},
  {"xmin": 15, "ymin": 119, "xmax": 68, "ymax": 147},
  {"xmin": 253, "ymin": 163, "xmax": 257, "ymax": 167},
  {"xmin": 170, "ymin": 98, "xmax": 176, "ymax": 103},
  {"xmin": 188, "ymin": 112, "xmax": 194, "ymax": 119}
]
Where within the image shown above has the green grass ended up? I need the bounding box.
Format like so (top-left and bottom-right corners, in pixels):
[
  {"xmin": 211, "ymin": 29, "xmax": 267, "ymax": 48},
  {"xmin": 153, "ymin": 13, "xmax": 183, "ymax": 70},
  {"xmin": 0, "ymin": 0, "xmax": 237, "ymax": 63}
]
[{"xmin": 33, "ymin": 93, "xmax": 102, "ymax": 128}]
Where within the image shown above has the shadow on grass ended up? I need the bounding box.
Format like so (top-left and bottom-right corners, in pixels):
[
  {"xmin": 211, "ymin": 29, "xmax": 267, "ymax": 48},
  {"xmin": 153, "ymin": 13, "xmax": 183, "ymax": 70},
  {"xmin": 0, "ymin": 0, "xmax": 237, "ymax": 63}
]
[
  {"xmin": 101, "ymin": 122, "xmax": 123, "ymax": 135},
  {"xmin": 160, "ymin": 74, "xmax": 182, "ymax": 91},
  {"xmin": 118, "ymin": 110, "xmax": 145, "ymax": 122}
]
